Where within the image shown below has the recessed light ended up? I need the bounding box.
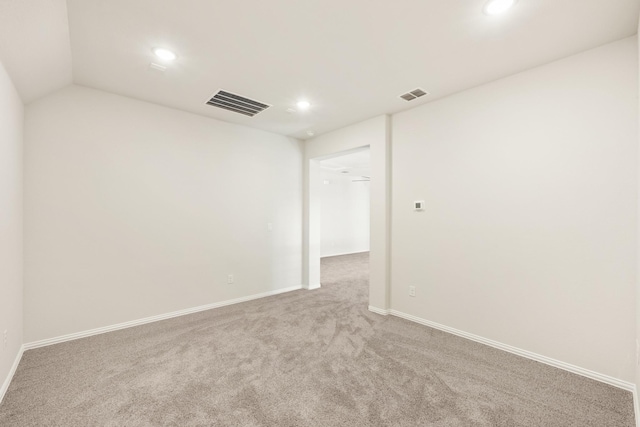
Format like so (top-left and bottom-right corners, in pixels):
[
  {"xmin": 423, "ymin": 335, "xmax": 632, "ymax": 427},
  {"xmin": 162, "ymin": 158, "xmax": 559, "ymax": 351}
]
[
  {"xmin": 306, "ymin": 130, "xmax": 315, "ymax": 137},
  {"xmin": 153, "ymin": 48, "xmax": 177, "ymax": 61},
  {"xmin": 296, "ymin": 100, "xmax": 311, "ymax": 110},
  {"xmin": 483, "ymin": 0, "xmax": 516, "ymax": 15}
]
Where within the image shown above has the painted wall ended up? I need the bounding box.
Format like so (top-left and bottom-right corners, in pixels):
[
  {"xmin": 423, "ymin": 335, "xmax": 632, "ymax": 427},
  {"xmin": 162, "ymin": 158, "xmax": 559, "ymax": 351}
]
[
  {"xmin": 392, "ymin": 37, "xmax": 638, "ymax": 382},
  {"xmin": 24, "ymin": 85, "xmax": 303, "ymax": 343},
  {"xmin": 0, "ymin": 60, "xmax": 23, "ymax": 396},
  {"xmin": 636, "ymin": 21, "xmax": 640, "ymax": 426},
  {"xmin": 304, "ymin": 115, "xmax": 390, "ymax": 309},
  {"xmin": 320, "ymin": 170, "xmax": 369, "ymax": 257}
]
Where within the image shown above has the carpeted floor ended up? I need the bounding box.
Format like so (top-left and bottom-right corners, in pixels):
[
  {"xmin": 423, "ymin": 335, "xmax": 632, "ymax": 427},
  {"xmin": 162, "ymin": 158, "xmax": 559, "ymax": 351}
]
[{"xmin": 0, "ymin": 252, "xmax": 635, "ymax": 426}]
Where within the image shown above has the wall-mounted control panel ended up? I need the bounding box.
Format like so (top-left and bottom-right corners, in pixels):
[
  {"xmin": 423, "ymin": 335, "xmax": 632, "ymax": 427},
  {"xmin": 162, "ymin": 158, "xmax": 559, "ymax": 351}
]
[{"xmin": 414, "ymin": 201, "xmax": 425, "ymax": 211}]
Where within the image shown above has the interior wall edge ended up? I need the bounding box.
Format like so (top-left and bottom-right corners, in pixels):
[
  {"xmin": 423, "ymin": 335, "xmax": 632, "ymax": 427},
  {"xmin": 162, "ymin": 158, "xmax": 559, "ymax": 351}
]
[
  {"xmin": 633, "ymin": 384, "xmax": 639, "ymax": 427},
  {"xmin": 0, "ymin": 345, "xmax": 24, "ymax": 406}
]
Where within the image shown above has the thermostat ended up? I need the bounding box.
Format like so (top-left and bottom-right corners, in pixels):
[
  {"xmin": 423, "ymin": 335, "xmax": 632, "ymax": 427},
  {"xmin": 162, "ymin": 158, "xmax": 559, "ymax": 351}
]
[{"xmin": 414, "ymin": 201, "xmax": 425, "ymax": 211}]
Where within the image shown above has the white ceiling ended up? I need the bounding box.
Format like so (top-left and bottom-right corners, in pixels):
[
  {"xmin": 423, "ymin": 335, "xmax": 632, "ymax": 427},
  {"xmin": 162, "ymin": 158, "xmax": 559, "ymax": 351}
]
[
  {"xmin": 0, "ymin": 0, "xmax": 638, "ymax": 138},
  {"xmin": 0, "ymin": 0, "xmax": 72, "ymax": 103},
  {"xmin": 321, "ymin": 149, "xmax": 370, "ymax": 177}
]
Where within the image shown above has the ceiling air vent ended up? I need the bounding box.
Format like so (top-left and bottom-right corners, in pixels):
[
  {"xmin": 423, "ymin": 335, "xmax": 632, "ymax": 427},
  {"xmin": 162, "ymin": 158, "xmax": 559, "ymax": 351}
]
[
  {"xmin": 400, "ymin": 88, "xmax": 429, "ymax": 101},
  {"xmin": 206, "ymin": 90, "xmax": 270, "ymax": 117}
]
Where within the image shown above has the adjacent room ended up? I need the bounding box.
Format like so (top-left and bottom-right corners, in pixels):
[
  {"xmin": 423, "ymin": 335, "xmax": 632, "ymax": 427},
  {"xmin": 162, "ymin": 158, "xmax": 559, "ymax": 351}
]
[
  {"xmin": 1, "ymin": 0, "xmax": 640, "ymax": 425},
  {"xmin": 318, "ymin": 148, "xmax": 371, "ymax": 326},
  {"xmin": 319, "ymin": 149, "xmax": 370, "ymax": 260}
]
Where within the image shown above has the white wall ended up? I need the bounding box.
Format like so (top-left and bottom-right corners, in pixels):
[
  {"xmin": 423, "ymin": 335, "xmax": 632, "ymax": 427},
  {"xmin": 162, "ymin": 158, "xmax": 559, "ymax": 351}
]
[
  {"xmin": 392, "ymin": 37, "xmax": 638, "ymax": 382},
  {"xmin": 320, "ymin": 170, "xmax": 369, "ymax": 257},
  {"xmin": 304, "ymin": 115, "xmax": 390, "ymax": 309},
  {"xmin": 0, "ymin": 60, "xmax": 23, "ymax": 396},
  {"xmin": 636, "ymin": 22, "xmax": 640, "ymax": 425},
  {"xmin": 24, "ymin": 85, "xmax": 303, "ymax": 343}
]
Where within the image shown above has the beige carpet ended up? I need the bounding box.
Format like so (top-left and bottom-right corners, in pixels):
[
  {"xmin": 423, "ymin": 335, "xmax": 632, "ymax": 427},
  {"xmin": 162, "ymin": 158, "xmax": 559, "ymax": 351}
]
[{"xmin": 0, "ymin": 252, "xmax": 634, "ymax": 426}]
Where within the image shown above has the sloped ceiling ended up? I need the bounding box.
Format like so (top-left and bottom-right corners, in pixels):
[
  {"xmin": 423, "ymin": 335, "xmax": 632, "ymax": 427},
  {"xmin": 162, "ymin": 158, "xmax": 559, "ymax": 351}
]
[
  {"xmin": 0, "ymin": 0, "xmax": 72, "ymax": 103},
  {"xmin": 0, "ymin": 0, "xmax": 638, "ymax": 139}
]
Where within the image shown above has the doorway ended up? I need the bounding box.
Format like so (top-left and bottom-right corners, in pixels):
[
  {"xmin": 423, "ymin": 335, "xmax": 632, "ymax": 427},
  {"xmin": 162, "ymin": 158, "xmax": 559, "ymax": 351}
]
[
  {"xmin": 319, "ymin": 148, "xmax": 370, "ymax": 259},
  {"xmin": 318, "ymin": 148, "xmax": 371, "ymax": 296},
  {"xmin": 302, "ymin": 115, "xmax": 390, "ymax": 314}
]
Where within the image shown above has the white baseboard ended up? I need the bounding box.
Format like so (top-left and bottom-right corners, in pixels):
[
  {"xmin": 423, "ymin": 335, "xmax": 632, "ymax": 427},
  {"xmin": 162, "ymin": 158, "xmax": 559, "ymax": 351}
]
[
  {"xmin": 24, "ymin": 285, "xmax": 302, "ymax": 351},
  {"xmin": 304, "ymin": 283, "xmax": 321, "ymax": 290},
  {"xmin": 388, "ymin": 309, "xmax": 635, "ymax": 392},
  {"xmin": 0, "ymin": 344, "xmax": 24, "ymax": 405},
  {"xmin": 634, "ymin": 384, "xmax": 639, "ymax": 427},
  {"xmin": 368, "ymin": 306, "xmax": 389, "ymax": 316},
  {"xmin": 321, "ymin": 250, "xmax": 369, "ymax": 258}
]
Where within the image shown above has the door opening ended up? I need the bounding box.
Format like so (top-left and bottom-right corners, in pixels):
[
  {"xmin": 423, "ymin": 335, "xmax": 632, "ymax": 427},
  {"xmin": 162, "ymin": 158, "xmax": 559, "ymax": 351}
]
[{"xmin": 318, "ymin": 148, "xmax": 371, "ymax": 295}]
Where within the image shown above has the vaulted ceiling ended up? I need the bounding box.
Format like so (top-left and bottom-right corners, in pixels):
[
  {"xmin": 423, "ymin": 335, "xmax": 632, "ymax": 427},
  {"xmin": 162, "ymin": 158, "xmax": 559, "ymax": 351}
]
[{"xmin": 0, "ymin": 0, "xmax": 638, "ymax": 139}]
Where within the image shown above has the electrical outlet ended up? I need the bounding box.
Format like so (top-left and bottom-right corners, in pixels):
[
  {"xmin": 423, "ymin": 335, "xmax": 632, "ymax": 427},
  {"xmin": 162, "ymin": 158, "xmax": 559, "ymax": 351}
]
[
  {"xmin": 409, "ymin": 286, "xmax": 416, "ymax": 297},
  {"xmin": 227, "ymin": 274, "xmax": 234, "ymax": 284}
]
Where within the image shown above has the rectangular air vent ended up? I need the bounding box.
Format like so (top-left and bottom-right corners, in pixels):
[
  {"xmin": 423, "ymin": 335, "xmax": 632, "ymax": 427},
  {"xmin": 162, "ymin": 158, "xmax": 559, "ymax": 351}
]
[
  {"xmin": 400, "ymin": 88, "xmax": 429, "ymax": 101},
  {"xmin": 206, "ymin": 90, "xmax": 270, "ymax": 117}
]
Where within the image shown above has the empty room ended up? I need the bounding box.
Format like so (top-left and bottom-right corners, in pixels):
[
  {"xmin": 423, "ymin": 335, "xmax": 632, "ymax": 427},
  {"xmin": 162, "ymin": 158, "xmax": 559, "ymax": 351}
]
[
  {"xmin": 1, "ymin": 0, "xmax": 640, "ymax": 425},
  {"xmin": 319, "ymin": 147, "xmax": 371, "ymax": 301}
]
